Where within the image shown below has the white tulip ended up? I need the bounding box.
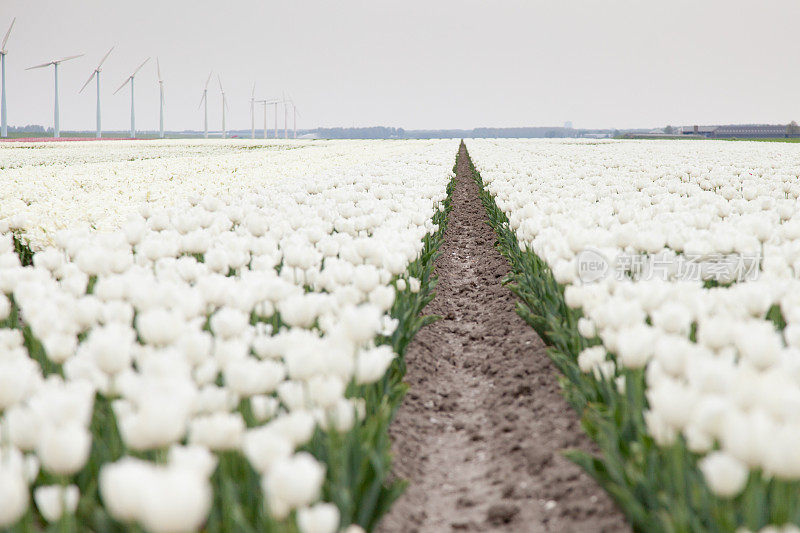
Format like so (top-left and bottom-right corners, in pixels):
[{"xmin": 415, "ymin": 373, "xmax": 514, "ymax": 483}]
[
  {"xmin": 0, "ymin": 357, "xmax": 39, "ymax": 409},
  {"xmin": 0, "ymin": 468, "xmax": 28, "ymax": 527},
  {"xmin": 224, "ymin": 358, "xmax": 285, "ymax": 397},
  {"xmin": 327, "ymin": 398, "xmax": 358, "ymax": 432},
  {"xmin": 136, "ymin": 307, "xmax": 182, "ymax": 346},
  {"xmin": 577, "ymin": 317, "xmax": 596, "ymax": 338},
  {"xmin": 734, "ymin": 322, "xmax": 782, "ymax": 370},
  {"xmin": 615, "ymin": 324, "xmax": 655, "ymax": 369},
  {"xmin": 139, "ymin": 466, "xmax": 213, "ymax": 533},
  {"xmin": 0, "ymin": 295, "xmax": 10, "ymax": 320},
  {"xmin": 210, "ymin": 307, "xmax": 249, "ymax": 339},
  {"xmin": 3, "ymin": 405, "xmax": 42, "ymax": 451},
  {"xmin": 355, "ymin": 345, "xmax": 395, "ymax": 385},
  {"xmin": 263, "ymin": 452, "xmax": 325, "ymax": 512},
  {"xmin": 168, "ymin": 444, "xmax": 218, "ymax": 479},
  {"xmin": 267, "ymin": 410, "xmax": 316, "ymax": 447},
  {"xmin": 408, "ymin": 277, "xmax": 421, "ymax": 293},
  {"xmin": 34, "ymin": 484, "xmax": 79, "ymax": 523},
  {"xmin": 100, "ymin": 457, "xmax": 151, "ymax": 522},
  {"xmin": 188, "ymin": 412, "xmax": 245, "ymax": 451},
  {"xmin": 699, "ymin": 451, "xmax": 748, "ymax": 498},
  {"xmin": 577, "ymin": 346, "xmax": 607, "ymax": 373},
  {"xmin": 297, "ymin": 502, "xmax": 340, "ymax": 533},
  {"xmin": 307, "ymin": 375, "xmax": 345, "ymax": 408},
  {"xmin": 193, "ymin": 384, "xmax": 238, "ymax": 414},
  {"xmin": 247, "ymin": 397, "xmax": 276, "ymax": 425},
  {"xmin": 36, "ymin": 423, "xmax": 92, "ymax": 475},
  {"xmin": 368, "ymin": 285, "xmax": 396, "ymax": 311},
  {"xmin": 242, "ymin": 426, "xmax": 294, "ymax": 474},
  {"xmin": 644, "ymin": 409, "xmax": 676, "ymax": 446}
]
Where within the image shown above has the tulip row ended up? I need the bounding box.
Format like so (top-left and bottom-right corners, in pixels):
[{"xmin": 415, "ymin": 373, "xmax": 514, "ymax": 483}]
[
  {"xmin": 0, "ymin": 139, "xmax": 459, "ymax": 532},
  {"xmin": 466, "ymin": 139, "xmax": 800, "ymax": 532}
]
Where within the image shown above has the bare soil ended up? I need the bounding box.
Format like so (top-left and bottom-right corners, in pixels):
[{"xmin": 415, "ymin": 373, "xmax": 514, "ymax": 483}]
[{"xmin": 377, "ymin": 144, "xmax": 629, "ymax": 533}]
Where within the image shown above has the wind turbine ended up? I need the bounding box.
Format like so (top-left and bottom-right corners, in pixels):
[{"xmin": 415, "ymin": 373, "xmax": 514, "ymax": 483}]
[
  {"xmin": 79, "ymin": 46, "xmax": 114, "ymax": 139},
  {"xmin": 157, "ymin": 58, "xmax": 164, "ymax": 139},
  {"xmin": 218, "ymin": 75, "xmax": 228, "ymax": 139},
  {"xmin": 1, "ymin": 17, "xmax": 15, "ymax": 138},
  {"xmin": 26, "ymin": 53, "xmax": 84, "ymax": 138},
  {"xmin": 197, "ymin": 71, "xmax": 212, "ymax": 139},
  {"xmin": 249, "ymin": 83, "xmax": 256, "ymax": 139},
  {"xmin": 114, "ymin": 57, "xmax": 150, "ymax": 139}
]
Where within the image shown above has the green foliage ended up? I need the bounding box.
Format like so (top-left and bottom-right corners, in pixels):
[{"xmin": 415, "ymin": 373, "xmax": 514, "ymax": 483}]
[{"xmin": 12, "ymin": 232, "xmax": 34, "ymax": 267}]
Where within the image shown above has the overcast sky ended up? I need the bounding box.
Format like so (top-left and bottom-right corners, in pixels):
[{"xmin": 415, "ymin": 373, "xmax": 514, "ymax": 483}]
[{"xmin": 2, "ymin": 0, "xmax": 798, "ymax": 132}]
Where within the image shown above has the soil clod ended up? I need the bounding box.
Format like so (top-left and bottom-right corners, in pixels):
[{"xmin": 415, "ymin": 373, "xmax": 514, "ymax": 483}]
[{"xmin": 486, "ymin": 503, "xmax": 520, "ymax": 525}]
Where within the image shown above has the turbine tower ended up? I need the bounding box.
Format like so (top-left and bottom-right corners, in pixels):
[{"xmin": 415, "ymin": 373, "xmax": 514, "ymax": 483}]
[
  {"xmin": 114, "ymin": 57, "xmax": 150, "ymax": 139},
  {"xmin": 218, "ymin": 75, "xmax": 228, "ymax": 139},
  {"xmin": 197, "ymin": 71, "xmax": 212, "ymax": 139},
  {"xmin": 1, "ymin": 17, "xmax": 16, "ymax": 138},
  {"xmin": 250, "ymin": 83, "xmax": 256, "ymax": 139},
  {"xmin": 26, "ymin": 53, "xmax": 84, "ymax": 138},
  {"xmin": 271, "ymin": 100, "xmax": 279, "ymax": 138},
  {"xmin": 79, "ymin": 46, "xmax": 114, "ymax": 139},
  {"xmin": 288, "ymin": 98, "xmax": 300, "ymax": 139},
  {"xmin": 157, "ymin": 58, "xmax": 164, "ymax": 139},
  {"xmin": 282, "ymin": 93, "xmax": 288, "ymax": 139},
  {"xmin": 255, "ymin": 99, "xmax": 266, "ymax": 139}
]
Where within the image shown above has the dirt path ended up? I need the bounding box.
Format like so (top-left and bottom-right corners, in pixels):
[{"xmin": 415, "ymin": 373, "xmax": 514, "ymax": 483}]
[{"xmin": 377, "ymin": 144, "xmax": 628, "ymax": 533}]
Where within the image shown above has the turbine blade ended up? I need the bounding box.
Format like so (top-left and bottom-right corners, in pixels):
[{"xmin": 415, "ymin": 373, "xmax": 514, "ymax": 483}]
[
  {"xmin": 26, "ymin": 61, "xmax": 53, "ymax": 70},
  {"xmin": 97, "ymin": 46, "xmax": 114, "ymax": 69},
  {"xmin": 79, "ymin": 70, "xmax": 97, "ymax": 93},
  {"xmin": 56, "ymin": 54, "xmax": 84, "ymax": 63},
  {"xmin": 131, "ymin": 57, "xmax": 150, "ymax": 77},
  {"xmin": 1, "ymin": 17, "xmax": 15, "ymax": 52},
  {"xmin": 198, "ymin": 92, "xmax": 206, "ymax": 110},
  {"xmin": 217, "ymin": 74, "xmax": 223, "ymax": 92},
  {"xmin": 251, "ymin": 83, "xmax": 255, "ymax": 98},
  {"xmin": 113, "ymin": 76, "xmax": 131, "ymax": 95},
  {"xmin": 156, "ymin": 57, "xmax": 162, "ymax": 82},
  {"xmin": 204, "ymin": 71, "xmax": 212, "ymax": 90}
]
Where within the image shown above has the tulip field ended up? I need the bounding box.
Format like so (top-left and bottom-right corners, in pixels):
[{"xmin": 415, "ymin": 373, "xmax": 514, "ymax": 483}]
[
  {"xmin": 3, "ymin": 137, "xmax": 800, "ymax": 532},
  {"xmin": 0, "ymin": 139, "xmax": 457, "ymax": 532},
  {"xmin": 467, "ymin": 139, "xmax": 800, "ymax": 532}
]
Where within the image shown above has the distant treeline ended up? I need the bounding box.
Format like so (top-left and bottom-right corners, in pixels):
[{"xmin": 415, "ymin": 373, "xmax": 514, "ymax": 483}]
[
  {"xmin": 315, "ymin": 126, "xmax": 582, "ymax": 139},
  {"xmin": 316, "ymin": 127, "xmax": 406, "ymax": 139},
  {"xmin": 7, "ymin": 124, "xmax": 48, "ymax": 133},
  {"xmin": 7, "ymin": 124, "xmax": 614, "ymax": 139}
]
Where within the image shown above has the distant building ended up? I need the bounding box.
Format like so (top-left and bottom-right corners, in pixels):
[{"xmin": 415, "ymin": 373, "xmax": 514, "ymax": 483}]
[
  {"xmin": 681, "ymin": 125, "xmax": 719, "ymax": 136},
  {"xmin": 681, "ymin": 124, "xmax": 799, "ymax": 138},
  {"xmin": 712, "ymin": 125, "xmax": 788, "ymax": 138},
  {"xmin": 564, "ymin": 121, "xmax": 573, "ymax": 129}
]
